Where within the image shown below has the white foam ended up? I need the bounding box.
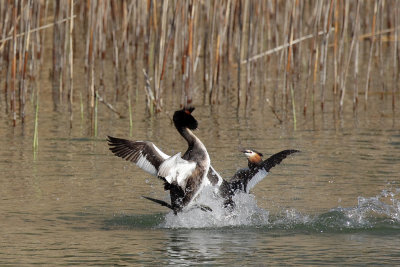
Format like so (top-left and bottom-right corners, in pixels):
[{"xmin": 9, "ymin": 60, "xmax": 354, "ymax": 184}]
[
  {"xmin": 341, "ymin": 188, "xmax": 400, "ymax": 224},
  {"xmin": 158, "ymin": 186, "xmax": 400, "ymax": 230},
  {"xmin": 160, "ymin": 186, "xmax": 270, "ymax": 228}
]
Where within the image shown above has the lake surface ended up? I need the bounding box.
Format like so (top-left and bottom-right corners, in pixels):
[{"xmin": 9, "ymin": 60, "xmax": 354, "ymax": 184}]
[{"xmin": 1, "ymin": 94, "xmax": 399, "ymax": 265}]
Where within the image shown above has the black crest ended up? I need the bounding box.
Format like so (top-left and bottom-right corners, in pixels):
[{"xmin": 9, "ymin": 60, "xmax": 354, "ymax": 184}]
[{"xmin": 173, "ymin": 107, "xmax": 198, "ymax": 130}]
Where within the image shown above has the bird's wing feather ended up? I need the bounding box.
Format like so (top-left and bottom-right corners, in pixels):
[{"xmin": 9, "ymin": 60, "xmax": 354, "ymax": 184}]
[
  {"xmin": 158, "ymin": 153, "xmax": 196, "ymax": 188},
  {"xmin": 206, "ymin": 165, "xmax": 224, "ymax": 186},
  {"xmin": 262, "ymin": 149, "xmax": 300, "ymax": 172},
  {"xmin": 107, "ymin": 136, "xmax": 169, "ymax": 176},
  {"xmin": 245, "ymin": 168, "xmax": 269, "ymax": 193}
]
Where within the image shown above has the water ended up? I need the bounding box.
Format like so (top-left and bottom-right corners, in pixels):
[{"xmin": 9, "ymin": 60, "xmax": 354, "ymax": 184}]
[{"xmin": 1, "ymin": 98, "xmax": 399, "ymax": 265}]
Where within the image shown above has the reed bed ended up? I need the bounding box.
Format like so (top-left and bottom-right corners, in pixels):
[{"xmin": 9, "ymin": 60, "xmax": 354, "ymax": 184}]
[{"xmin": 0, "ymin": 0, "xmax": 399, "ymax": 132}]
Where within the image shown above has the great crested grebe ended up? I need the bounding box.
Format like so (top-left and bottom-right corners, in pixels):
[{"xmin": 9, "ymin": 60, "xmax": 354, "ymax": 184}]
[
  {"xmin": 219, "ymin": 149, "xmax": 299, "ymax": 208},
  {"xmin": 108, "ymin": 107, "xmax": 210, "ymax": 214},
  {"xmin": 142, "ymin": 148, "xmax": 299, "ymax": 211}
]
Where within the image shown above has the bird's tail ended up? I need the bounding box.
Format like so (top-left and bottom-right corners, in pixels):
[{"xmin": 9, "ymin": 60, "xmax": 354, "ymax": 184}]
[{"xmin": 142, "ymin": 196, "xmax": 173, "ymax": 210}]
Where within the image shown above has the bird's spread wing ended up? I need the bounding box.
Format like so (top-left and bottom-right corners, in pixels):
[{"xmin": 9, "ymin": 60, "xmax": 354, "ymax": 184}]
[
  {"xmin": 206, "ymin": 165, "xmax": 224, "ymax": 186},
  {"xmin": 262, "ymin": 149, "xmax": 300, "ymax": 172},
  {"xmin": 107, "ymin": 136, "xmax": 169, "ymax": 176},
  {"xmin": 229, "ymin": 167, "xmax": 267, "ymax": 193},
  {"xmin": 230, "ymin": 149, "xmax": 300, "ymax": 193},
  {"xmin": 244, "ymin": 168, "xmax": 269, "ymax": 193},
  {"xmin": 246, "ymin": 149, "xmax": 300, "ymax": 192},
  {"xmin": 228, "ymin": 167, "xmax": 253, "ymax": 192},
  {"xmin": 158, "ymin": 152, "xmax": 197, "ymax": 188}
]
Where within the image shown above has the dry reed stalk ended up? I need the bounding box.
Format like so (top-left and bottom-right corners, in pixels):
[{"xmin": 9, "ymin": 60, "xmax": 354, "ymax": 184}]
[
  {"xmin": 68, "ymin": 0, "xmax": 74, "ymax": 128},
  {"xmin": 0, "ymin": 1, "xmax": 6, "ymax": 90},
  {"xmin": 143, "ymin": 0, "xmax": 151, "ymax": 111},
  {"xmin": 30, "ymin": 0, "xmax": 41, "ymax": 87},
  {"xmin": 95, "ymin": 92, "xmax": 124, "ymax": 118},
  {"xmin": 255, "ymin": 2, "xmax": 266, "ymax": 107},
  {"xmin": 225, "ymin": 0, "xmax": 235, "ymax": 102},
  {"xmin": 2, "ymin": 1, "xmax": 400, "ymax": 126},
  {"xmin": 84, "ymin": 0, "xmax": 90, "ymax": 72},
  {"xmin": 280, "ymin": 0, "xmax": 292, "ymax": 112},
  {"xmin": 283, "ymin": 0, "xmax": 294, "ymax": 115},
  {"xmin": 333, "ymin": 0, "xmax": 339, "ymax": 96},
  {"xmin": 288, "ymin": 1, "xmax": 297, "ymax": 129},
  {"xmin": 0, "ymin": 1, "xmax": 8, "ymax": 81},
  {"xmin": 340, "ymin": 0, "xmax": 360, "ymax": 113},
  {"xmin": 245, "ymin": 1, "xmax": 253, "ymax": 109},
  {"xmin": 210, "ymin": 1, "xmax": 230, "ymax": 105},
  {"xmin": 130, "ymin": 1, "xmax": 139, "ymax": 69},
  {"xmin": 85, "ymin": 0, "xmax": 97, "ymax": 134},
  {"xmin": 11, "ymin": 0, "xmax": 17, "ymax": 126},
  {"xmin": 154, "ymin": 0, "xmax": 169, "ymax": 112},
  {"xmin": 102, "ymin": 1, "xmax": 110, "ymax": 90},
  {"xmin": 270, "ymin": 1, "xmax": 280, "ymax": 112},
  {"xmin": 61, "ymin": 1, "xmax": 69, "ymax": 102},
  {"xmin": 0, "ymin": 1, "xmax": 4, "ymax": 50},
  {"xmin": 319, "ymin": 0, "xmax": 334, "ymax": 112},
  {"xmin": 236, "ymin": 0, "xmax": 245, "ymax": 108},
  {"xmin": 304, "ymin": 1, "xmax": 322, "ymax": 116},
  {"xmin": 182, "ymin": 0, "xmax": 195, "ymax": 107},
  {"xmin": 39, "ymin": 0, "xmax": 49, "ymax": 63},
  {"xmin": 179, "ymin": 1, "xmax": 187, "ymax": 107},
  {"xmin": 19, "ymin": 0, "xmax": 33, "ymax": 124},
  {"xmin": 266, "ymin": 98, "xmax": 283, "ymax": 123},
  {"xmin": 110, "ymin": 0, "xmax": 120, "ymax": 100},
  {"xmin": 52, "ymin": 0, "xmax": 62, "ymax": 109},
  {"xmin": 206, "ymin": 0, "xmax": 216, "ymax": 104},
  {"xmin": 121, "ymin": 1, "xmax": 129, "ymax": 74},
  {"xmin": 143, "ymin": 69, "xmax": 155, "ymax": 115},
  {"xmin": 336, "ymin": 0, "xmax": 350, "ymax": 105},
  {"xmin": 173, "ymin": 0, "xmax": 182, "ymax": 91},
  {"xmin": 202, "ymin": 2, "xmax": 208, "ymax": 104},
  {"xmin": 0, "ymin": 15, "xmax": 75, "ymax": 50},
  {"xmin": 295, "ymin": 0, "xmax": 304, "ymax": 70},
  {"xmin": 377, "ymin": 0, "xmax": 385, "ymax": 99},
  {"xmin": 364, "ymin": 0, "xmax": 379, "ymax": 109},
  {"xmin": 312, "ymin": 47, "xmax": 320, "ymax": 118},
  {"xmin": 192, "ymin": 3, "xmax": 201, "ymax": 76},
  {"xmin": 353, "ymin": 1, "xmax": 361, "ymax": 111},
  {"xmin": 393, "ymin": 1, "xmax": 399, "ymax": 110},
  {"xmin": 96, "ymin": 1, "xmax": 103, "ymax": 91},
  {"xmin": 203, "ymin": 1, "xmax": 217, "ymax": 104}
]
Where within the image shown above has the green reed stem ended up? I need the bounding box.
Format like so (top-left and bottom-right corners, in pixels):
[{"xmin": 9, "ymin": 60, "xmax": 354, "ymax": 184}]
[
  {"xmin": 290, "ymin": 83, "xmax": 297, "ymax": 131},
  {"xmin": 128, "ymin": 92, "xmax": 133, "ymax": 137},
  {"xmin": 80, "ymin": 92, "xmax": 84, "ymax": 121},
  {"xmin": 33, "ymin": 91, "xmax": 39, "ymax": 152},
  {"xmin": 94, "ymin": 92, "xmax": 98, "ymax": 137}
]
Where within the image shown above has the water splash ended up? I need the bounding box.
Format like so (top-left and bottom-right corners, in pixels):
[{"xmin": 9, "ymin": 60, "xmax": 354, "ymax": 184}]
[
  {"xmin": 159, "ymin": 187, "xmax": 400, "ymax": 231},
  {"xmin": 161, "ymin": 186, "xmax": 269, "ymax": 228},
  {"xmin": 328, "ymin": 188, "xmax": 400, "ymax": 228}
]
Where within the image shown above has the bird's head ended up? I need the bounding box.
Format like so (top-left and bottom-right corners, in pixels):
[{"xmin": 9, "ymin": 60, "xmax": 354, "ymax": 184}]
[
  {"xmin": 173, "ymin": 107, "xmax": 198, "ymax": 130},
  {"xmin": 241, "ymin": 149, "xmax": 263, "ymax": 164}
]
